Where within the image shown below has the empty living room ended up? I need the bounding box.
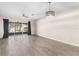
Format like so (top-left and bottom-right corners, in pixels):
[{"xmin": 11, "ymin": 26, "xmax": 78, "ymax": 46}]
[{"xmin": 0, "ymin": 0, "xmax": 79, "ymax": 57}]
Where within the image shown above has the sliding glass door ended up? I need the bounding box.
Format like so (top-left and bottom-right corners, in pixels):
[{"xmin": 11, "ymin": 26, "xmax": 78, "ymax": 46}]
[{"xmin": 9, "ymin": 22, "xmax": 28, "ymax": 35}]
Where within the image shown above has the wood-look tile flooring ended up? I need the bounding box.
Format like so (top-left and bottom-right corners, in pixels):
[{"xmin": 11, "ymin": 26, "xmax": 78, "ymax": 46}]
[{"xmin": 0, "ymin": 34, "xmax": 79, "ymax": 56}]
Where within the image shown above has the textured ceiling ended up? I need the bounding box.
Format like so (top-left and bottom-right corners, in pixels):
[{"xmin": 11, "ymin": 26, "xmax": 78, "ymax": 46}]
[{"xmin": 0, "ymin": 2, "xmax": 79, "ymax": 20}]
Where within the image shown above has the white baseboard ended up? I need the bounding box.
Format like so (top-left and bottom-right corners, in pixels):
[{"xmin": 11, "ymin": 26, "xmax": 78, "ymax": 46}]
[{"xmin": 37, "ymin": 34, "xmax": 79, "ymax": 47}]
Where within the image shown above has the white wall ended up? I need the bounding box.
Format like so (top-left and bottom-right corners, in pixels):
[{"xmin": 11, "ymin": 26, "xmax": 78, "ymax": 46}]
[
  {"xmin": 36, "ymin": 10, "xmax": 79, "ymax": 47},
  {"xmin": 0, "ymin": 18, "xmax": 4, "ymax": 38},
  {"xmin": 9, "ymin": 17, "xmax": 30, "ymax": 23},
  {"xmin": 31, "ymin": 20, "xmax": 37, "ymax": 35}
]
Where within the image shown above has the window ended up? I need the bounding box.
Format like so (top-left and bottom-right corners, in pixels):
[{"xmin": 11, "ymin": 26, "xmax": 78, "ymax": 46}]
[{"xmin": 9, "ymin": 22, "xmax": 28, "ymax": 34}]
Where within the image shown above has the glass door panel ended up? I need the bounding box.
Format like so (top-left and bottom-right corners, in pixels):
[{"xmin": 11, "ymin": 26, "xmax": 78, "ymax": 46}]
[{"xmin": 9, "ymin": 22, "xmax": 28, "ymax": 35}]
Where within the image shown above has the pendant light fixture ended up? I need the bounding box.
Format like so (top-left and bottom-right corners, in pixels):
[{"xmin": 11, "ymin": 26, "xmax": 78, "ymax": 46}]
[{"xmin": 46, "ymin": 2, "xmax": 55, "ymax": 16}]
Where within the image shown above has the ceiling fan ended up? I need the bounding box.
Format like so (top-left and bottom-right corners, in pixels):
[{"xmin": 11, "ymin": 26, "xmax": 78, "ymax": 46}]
[
  {"xmin": 46, "ymin": 2, "xmax": 55, "ymax": 16},
  {"xmin": 22, "ymin": 2, "xmax": 55, "ymax": 19},
  {"xmin": 22, "ymin": 13, "xmax": 29, "ymax": 18}
]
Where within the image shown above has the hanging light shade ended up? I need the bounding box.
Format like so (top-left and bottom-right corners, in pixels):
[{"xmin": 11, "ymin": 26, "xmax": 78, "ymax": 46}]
[{"xmin": 46, "ymin": 2, "xmax": 55, "ymax": 16}]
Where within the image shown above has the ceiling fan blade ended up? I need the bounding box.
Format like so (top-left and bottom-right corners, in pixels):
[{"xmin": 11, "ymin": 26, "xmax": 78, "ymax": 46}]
[{"xmin": 22, "ymin": 14, "xmax": 29, "ymax": 18}]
